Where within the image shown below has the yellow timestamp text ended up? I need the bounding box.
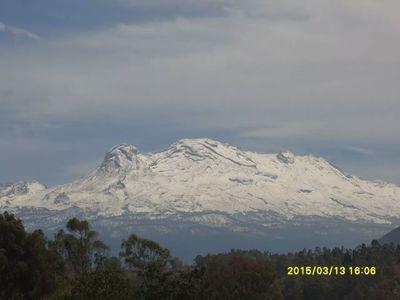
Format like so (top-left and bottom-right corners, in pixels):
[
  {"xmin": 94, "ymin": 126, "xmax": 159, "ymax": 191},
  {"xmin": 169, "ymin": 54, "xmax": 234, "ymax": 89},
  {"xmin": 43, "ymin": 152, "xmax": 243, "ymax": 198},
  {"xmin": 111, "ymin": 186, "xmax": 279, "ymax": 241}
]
[{"xmin": 287, "ymin": 266, "xmax": 376, "ymax": 276}]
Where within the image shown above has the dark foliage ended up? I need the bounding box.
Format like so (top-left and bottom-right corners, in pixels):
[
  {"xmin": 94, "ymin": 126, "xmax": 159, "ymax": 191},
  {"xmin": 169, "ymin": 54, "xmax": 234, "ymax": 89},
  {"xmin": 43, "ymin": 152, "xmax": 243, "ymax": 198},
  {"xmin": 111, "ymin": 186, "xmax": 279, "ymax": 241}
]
[
  {"xmin": 199, "ymin": 254, "xmax": 283, "ymax": 300},
  {"xmin": 2, "ymin": 211, "xmax": 400, "ymax": 299},
  {"xmin": 0, "ymin": 212, "xmax": 62, "ymax": 300},
  {"xmin": 67, "ymin": 258, "xmax": 140, "ymax": 300},
  {"xmin": 52, "ymin": 218, "xmax": 109, "ymax": 278}
]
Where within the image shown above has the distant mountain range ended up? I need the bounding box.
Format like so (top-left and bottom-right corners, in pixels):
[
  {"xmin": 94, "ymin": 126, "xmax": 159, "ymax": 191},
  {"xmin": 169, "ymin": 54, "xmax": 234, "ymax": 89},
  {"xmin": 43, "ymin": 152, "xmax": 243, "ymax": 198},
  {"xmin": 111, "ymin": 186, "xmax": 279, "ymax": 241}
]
[{"xmin": 1, "ymin": 138, "xmax": 400, "ymax": 259}]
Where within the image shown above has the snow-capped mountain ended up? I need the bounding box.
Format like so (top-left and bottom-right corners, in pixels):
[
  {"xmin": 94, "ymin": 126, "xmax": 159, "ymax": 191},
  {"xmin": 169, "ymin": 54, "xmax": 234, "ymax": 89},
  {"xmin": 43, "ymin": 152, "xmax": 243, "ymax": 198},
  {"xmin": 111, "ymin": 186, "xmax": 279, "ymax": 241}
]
[{"xmin": 2, "ymin": 138, "xmax": 400, "ymax": 258}]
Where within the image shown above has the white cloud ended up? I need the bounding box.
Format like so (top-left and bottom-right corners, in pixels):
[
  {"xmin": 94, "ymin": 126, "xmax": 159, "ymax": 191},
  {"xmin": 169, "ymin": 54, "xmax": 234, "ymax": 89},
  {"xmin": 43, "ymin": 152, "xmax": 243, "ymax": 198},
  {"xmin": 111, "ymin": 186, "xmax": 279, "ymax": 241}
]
[
  {"xmin": 0, "ymin": 21, "xmax": 40, "ymax": 41},
  {"xmin": 343, "ymin": 146, "xmax": 374, "ymax": 156}
]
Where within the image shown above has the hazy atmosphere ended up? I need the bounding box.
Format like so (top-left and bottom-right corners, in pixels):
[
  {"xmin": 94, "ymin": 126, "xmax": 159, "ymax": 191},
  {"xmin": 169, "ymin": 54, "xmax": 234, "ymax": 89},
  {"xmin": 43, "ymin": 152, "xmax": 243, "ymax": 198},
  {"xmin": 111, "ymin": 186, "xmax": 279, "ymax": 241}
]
[{"xmin": 1, "ymin": 0, "xmax": 399, "ymax": 186}]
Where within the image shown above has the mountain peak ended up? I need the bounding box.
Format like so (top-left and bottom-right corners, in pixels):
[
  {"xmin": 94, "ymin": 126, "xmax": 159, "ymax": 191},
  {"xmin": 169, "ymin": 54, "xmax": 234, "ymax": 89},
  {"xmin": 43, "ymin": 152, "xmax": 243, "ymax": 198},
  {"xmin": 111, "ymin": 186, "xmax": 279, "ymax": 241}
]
[
  {"xmin": 167, "ymin": 138, "xmax": 230, "ymax": 155},
  {"xmin": 2, "ymin": 138, "xmax": 400, "ymax": 229},
  {"xmin": 109, "ymin": 143, "xmax": 138, "ymax": 154},
  {"xmin": 161, "ymin": 138, "xmax": 256, "ymax": 167},
  {"xmin": 277, "ymin": 151, "xmax": 295, "ymax": 164},
  {"xmin": 100, "ymin": 143, "xmax": 140, "ymax": 174},
  {"xmin": 174, "ymin": 138, "xmax": 226, "ymax": 147}
]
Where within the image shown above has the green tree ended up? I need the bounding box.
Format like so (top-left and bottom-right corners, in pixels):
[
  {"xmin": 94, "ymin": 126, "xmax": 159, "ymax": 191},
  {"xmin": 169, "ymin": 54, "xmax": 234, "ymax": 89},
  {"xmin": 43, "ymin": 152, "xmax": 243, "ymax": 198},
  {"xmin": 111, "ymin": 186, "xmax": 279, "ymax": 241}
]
[
  {"xmin": 120, "ymin": 233, "xmax": 171, "ymax": 299},
  {"xmin": 201, "ymin": 254, "xmax": 283, "ymax": 300},
  {"xmin": 0, "ymin": 211, "xmax": 62, "ymax": 300},
  {"xmin": 52, "ymin": 218, "xmax": 108, "ymax": 278},
  {"xmin": 69, "ymin": 258, "xmax": 140, "ymax": 300}
]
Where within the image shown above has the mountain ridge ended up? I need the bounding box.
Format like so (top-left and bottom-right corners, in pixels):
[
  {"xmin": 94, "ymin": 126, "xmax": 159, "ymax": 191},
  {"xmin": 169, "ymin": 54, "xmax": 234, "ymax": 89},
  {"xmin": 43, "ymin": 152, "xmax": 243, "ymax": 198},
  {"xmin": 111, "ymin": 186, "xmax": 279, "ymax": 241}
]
[
  {"xmin": 3, "ymin": 138, "xmax": 400, "ymax": 259},
  {"xmin": 1, "ymin": 138, "xmax": 399, "ymax": 224}
]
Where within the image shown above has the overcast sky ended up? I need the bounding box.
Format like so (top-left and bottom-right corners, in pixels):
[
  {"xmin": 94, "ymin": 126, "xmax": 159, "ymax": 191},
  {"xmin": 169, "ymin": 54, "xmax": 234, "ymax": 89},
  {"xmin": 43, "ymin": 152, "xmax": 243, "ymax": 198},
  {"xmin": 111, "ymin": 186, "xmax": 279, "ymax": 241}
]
[{"xmin": 0, "ymin": 0, "xmax": 399, "ymax": 186}]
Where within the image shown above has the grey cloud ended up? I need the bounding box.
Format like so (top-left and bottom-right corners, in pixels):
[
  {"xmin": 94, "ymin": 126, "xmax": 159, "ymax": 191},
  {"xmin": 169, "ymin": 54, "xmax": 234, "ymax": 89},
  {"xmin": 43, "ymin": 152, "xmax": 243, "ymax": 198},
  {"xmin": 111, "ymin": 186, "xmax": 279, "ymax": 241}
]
[
  {"xmin": 0, "ymin": 0, "xmax": 399, "ymax": 184},
  {"xmin": 1, "ymin": 3, "xmax": 399, "ymax": 140}
]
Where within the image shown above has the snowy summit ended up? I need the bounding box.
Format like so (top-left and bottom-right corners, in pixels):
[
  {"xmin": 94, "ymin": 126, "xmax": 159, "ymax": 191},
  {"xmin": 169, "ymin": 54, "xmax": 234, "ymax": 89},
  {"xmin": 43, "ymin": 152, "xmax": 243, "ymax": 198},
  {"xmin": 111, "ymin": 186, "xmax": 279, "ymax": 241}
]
[{"xmin": 2, "ymin": 138, "xmax": 399, "ymax": 224}]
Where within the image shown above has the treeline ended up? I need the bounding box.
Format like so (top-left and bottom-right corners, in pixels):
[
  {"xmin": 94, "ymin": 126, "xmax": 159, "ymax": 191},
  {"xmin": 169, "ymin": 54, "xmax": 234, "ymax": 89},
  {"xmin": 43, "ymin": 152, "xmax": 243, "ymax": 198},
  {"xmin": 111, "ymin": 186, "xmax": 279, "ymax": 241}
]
[{"xmin": 1, "ymin": 211, "xmax": 400, "ymax": 299}]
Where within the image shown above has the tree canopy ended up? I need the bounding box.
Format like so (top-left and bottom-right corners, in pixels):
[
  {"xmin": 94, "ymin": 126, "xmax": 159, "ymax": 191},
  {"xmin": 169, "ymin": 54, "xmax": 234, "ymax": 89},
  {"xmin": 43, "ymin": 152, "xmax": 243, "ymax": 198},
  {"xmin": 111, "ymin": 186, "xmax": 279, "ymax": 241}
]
[{"xmin": 1, "ymin": 211, "xmax": 400, "ymax": 299}]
